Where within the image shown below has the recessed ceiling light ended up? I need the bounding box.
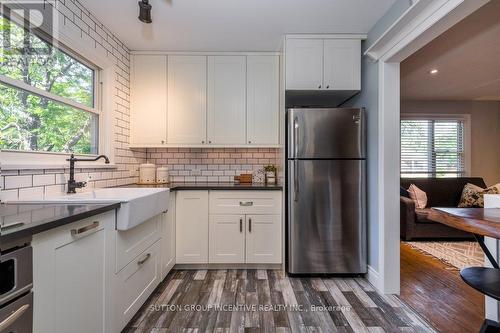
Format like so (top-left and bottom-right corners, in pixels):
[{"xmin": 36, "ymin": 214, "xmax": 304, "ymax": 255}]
[{"xmin": 429, "ymin": 69, "xmax": 439, "ymax": 75}]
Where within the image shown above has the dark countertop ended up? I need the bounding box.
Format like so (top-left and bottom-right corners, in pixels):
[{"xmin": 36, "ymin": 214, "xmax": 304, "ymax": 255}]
[
  {"xmin": 0, "ymin": 202, "xmax": 120, "ymax": 246},
  {"xmin": 120, "ymin": 182, "xmax": 283, "ymax": 191}
]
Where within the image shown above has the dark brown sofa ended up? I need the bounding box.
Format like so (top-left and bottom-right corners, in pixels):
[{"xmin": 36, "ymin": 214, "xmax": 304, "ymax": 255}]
[{"xmin": 400, "ymin": 177, "xmax": 486, "ymax": 240}]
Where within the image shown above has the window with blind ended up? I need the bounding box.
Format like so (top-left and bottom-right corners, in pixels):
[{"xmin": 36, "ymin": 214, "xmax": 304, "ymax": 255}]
[{"xmin": 401, "ymin": 117, "xmax": 467, "ymax": 178}]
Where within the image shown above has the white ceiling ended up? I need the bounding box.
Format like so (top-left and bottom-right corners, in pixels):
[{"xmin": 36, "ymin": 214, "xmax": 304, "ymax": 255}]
[
  {"xmin": 401, "ymin": 1, "xmax": 500, "ymax": 101},
  {"xmin": 79, "ymin": 0, "xmax": 396, "ymax": 51}
]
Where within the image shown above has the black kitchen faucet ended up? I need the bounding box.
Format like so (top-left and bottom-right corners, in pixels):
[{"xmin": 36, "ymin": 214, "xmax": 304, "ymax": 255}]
[{"xmin": 66, "ymin": 154, "xmax": 110, "ymax": 193}]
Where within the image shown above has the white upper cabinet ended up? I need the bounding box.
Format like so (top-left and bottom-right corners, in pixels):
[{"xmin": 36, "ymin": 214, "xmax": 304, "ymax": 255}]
[
  {"xmin": 130, "ymin": 52, "xmax": 281, "ymax": 147},
  {"xmin": 167, "ymin": 56, "xmax": 207, "ymax": 144},
  {"xmin": 285, "ymin": 36, "xmax": 362, "ymax": 91},
  {"xmin": 285, "ymin": 39, "xmax": 324, "ymax": 90},
  {"xmin": 130, "ymin": 55, "xmax": 167, "ymax": 145},
  {"xmin": 323, "ymin": 39, "xmax": 361, "ymax": 90},
  {"xmin": 247, "ymin": 55, "xmax": 280, "ymax": 145},
  {"xmin": 207, "ymin": 56, "xmax": 247, "ymax": 145}
]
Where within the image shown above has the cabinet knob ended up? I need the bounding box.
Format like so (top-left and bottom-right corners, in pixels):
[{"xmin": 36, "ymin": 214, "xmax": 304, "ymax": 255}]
[
  {"xmin": 202, "ymin": 141, "xmax": 205, "ymax": 144},
  {"xmin": 161, "ymin": 140, "xmax": 165, "ymax": 144},
  {"xmin": 248, "ymin": 141, "xmax": 252, "ymax": 144},
  {"xmin": 209, "ymin": 140, "xmax": 212, "ymax": 144},
  {"xmin": 326, "ymin": 85, "xmax": 330, "ymax": 89},
  {"xmin": 318, "ymin": 85, "xmax": 322, "ymax": 89}
]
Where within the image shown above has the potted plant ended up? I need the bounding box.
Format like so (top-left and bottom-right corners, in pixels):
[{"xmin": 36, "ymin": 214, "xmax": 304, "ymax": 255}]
[{"xmin": 263, "ymin": 165, "xmax": 277, "ymax": 185}]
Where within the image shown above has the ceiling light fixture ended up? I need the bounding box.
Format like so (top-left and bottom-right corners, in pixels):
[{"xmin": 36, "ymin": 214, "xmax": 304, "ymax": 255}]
[
  {"xmin": 138, "ymin": 0, "xmax": 152, "ymax": 24},
  {"xmin": 429, "ymin": 69, "xmax": 439, "ymax": 75}
]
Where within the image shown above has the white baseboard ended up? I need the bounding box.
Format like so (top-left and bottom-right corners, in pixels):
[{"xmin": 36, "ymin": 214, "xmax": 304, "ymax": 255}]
[{"xmin": 367, "ymin": 265, "xmax": 383, "ymax": 293}]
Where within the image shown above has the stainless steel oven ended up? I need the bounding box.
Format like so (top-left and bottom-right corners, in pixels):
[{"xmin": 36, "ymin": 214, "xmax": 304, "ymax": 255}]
[{"xmin": 0, "ymin": 244, "xmax": 33, "ymax": 333}]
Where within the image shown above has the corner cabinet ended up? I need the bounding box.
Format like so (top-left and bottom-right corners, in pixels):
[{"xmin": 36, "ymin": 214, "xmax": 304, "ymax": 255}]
[
  {"xmin": 129, "ymin": 53, "xmax": 281, "ymax": 148},
  {"xmin": 285, "ymin": 36, "xmax": 362, "ymax": 91},
  {"xmin": 130, "ymin": 55, "xmax": 167, "ymax": 146}
]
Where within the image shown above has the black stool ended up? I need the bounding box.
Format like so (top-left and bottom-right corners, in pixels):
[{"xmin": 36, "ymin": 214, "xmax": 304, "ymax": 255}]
[{"xmin": 461, "ymin": 267, "xmax": 500, "ymax": 333}]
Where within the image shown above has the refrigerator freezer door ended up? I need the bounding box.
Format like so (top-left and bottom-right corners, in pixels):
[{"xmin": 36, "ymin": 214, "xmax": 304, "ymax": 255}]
[
  {"xmin": 287, "ymin": 159, "xmax": 366, "ymax": 274},
  {"xmin": 287, "ymin": 108, "xmax": 365, "ymax": 159}
]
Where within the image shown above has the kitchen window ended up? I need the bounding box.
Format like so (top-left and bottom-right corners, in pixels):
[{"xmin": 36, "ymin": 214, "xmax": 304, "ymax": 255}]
[
  {"xmin": 0, "ymin": 15, "xmax": 100, "ymax": 156},
  {"xmin": 400, "ymin": 114, "xmax": 470, "ymax": 178}
]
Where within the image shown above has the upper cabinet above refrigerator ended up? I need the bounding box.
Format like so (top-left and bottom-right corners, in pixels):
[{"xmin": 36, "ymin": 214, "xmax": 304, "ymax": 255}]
[{"xmin": 285, "ymin": 35, "xmax": 364, "ymax": 91}]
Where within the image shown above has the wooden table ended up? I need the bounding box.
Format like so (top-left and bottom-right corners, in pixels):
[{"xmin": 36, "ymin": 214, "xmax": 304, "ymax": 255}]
[{"xmin": 429, "ymin": 208, "xmax": 500, "ymax": 333}]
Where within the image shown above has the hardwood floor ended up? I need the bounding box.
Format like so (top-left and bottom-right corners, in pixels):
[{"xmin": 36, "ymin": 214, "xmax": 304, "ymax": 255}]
[
  {"xmin": 124, "ymin": 269, "xmax": 435, "ymax": 332},
  {"xmin": 400, "ymin": 242, "xmax": 485, "ymax": 333}
]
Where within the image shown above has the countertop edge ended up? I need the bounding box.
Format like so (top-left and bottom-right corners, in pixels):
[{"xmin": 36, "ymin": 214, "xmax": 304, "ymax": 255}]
[{"xmin": 0, "ymin": 202, "xmax": 121, "ymax": 245}]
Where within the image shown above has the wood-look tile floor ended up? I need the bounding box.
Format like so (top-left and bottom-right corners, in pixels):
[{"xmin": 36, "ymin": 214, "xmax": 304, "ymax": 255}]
[{"xmin": 123, "ymin": 269, "xmax": 435, "ymax": 333}]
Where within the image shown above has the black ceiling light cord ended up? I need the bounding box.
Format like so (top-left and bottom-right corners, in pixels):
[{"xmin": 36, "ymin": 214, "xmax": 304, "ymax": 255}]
[{"xmin": 138, "ymin": 0, "xmax": 152, "ymax": 23}]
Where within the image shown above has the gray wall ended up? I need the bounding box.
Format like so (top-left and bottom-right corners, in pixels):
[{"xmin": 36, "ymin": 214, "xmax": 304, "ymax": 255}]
[
  {"xmin": 342, "ymin": 0, "xmax": 413, "ymax": 271},
  {"xmin": 402, "ymin": 100, "xmax": 500, "ymax": 186}
]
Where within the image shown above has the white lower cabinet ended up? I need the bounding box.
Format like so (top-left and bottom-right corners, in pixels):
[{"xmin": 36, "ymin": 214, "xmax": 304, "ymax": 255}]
[
  {"xmin": 114, "ymin": 241, "xmax": 161, "ymax": 330},
  {"xmin": 161, "ymin": 193, "xmax": 176, "ymax": 278},
  {"xmin": 246, "ymin": 214, "xmax": 281, "ymax": 263},
  {"xmin": 175, "ymin": 190, "xmax": 282, "ymax": 265},
  {"xmin": 32, "ymin": 211, "xmax": 115, "ymax": 333},
  {"xmin": 33, "ymin": 207, "xmax": 175, "ymax": 333},
  {"xmin": 209, "ymin": 214, "xmax": 245, "ymax": 263},
  {"xmin": 175, "ymin": 190, "xmax": 209, "ymax": 263}
]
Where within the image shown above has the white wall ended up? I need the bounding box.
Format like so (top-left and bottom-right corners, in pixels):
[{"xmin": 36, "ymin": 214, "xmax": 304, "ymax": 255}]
[
  {"xmin": 402, "ymin": 100, "xmax": 500, "ymax": 185},
  {"xmin": 342, "ymin": 0, "xmax": 414, "ymax": 274}
]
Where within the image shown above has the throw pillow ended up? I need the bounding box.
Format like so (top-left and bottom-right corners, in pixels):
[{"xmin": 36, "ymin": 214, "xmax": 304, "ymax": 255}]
[
  {"xmin": 400, "ymin": 186, "xmax": 410, "ymax": 198},
  {"xmin": 408, "ymin": 184, "xmax": 428, "ymax": 209},
  {"xmin": 458, "ymin": 183, "xmax": 500, "ymax": 208}
]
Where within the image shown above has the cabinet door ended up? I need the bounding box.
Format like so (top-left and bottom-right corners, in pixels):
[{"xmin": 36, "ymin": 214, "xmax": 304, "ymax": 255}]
[
  {"xmin": 130, "ymin": 55, "xmax": 167, "ymax": 145},
  {"xmin": 175, "ymin": 190, "xmax": 209, "ymax": 263},
  {"xmin": 209, "ymin": 215, "xmax": 245, "ymax": 263},
  {"xmin": 246, "ymin": 215, "xmax": 281, "ymax": 264},
  {"xmin": 247, "ymin": 55, "xmax": 279, "ymax": 145},
  {"xmin": 161, "ymin": 194, "xmax": 176, "ymax": 278},
  {"xmin": 285, "ymin": 39, "xmax": 324, "ymax": 90},
  {"xmin": 323, "ymin": 39, "xmax": 361, "ymax": 90},
  {"xmin": 167, "ymin": 56, "xmax": 207, "ymax": 144},
  {"xmin": 33, "ymin": 212, "xmax": 114, "ymax": 333},
  {"xmin": 207, "ymin": 56, "xmax": 246, "ymax": 144}
]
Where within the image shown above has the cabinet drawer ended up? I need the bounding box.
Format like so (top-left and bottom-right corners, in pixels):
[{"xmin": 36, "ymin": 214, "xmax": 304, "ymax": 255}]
[
  {"xmin": 34, "ymin": 211, "xmax": 113, "ymax": 248},
  {"xmin": 116, "ymin": 215, "xmax": 161, "ymax": 272},
  {"xmin": 115, "ymin": 241, "xmax": 161, "ymax": 330},
  {"xmin": 209, "ymin": 191, "xmax": 281, "ymax": 215}
]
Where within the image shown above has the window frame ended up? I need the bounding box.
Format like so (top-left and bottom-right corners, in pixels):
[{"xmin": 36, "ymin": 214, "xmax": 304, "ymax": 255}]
[
  {"xmin": 400, "ymin": 113, "xmax": 471, "ymax": 178},
  {"xmin": 0, "ymin": 6, "xmax": 116, "ymax": 170}
]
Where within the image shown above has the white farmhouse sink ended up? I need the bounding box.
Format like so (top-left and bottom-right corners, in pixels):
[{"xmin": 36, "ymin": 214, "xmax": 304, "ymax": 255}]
[{"xmin": 10, "ymin": 188, "xmax": 170, "ymax": 230}]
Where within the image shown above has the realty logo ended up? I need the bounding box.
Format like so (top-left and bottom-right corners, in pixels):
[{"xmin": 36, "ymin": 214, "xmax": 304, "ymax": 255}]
[{"xmin": 1, "ymin": 0, "xmax": 58, "ymax": 54}]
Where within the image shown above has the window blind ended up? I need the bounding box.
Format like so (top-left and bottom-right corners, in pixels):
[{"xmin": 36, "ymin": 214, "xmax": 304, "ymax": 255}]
[{"xmin": 401, "ymin": 119, "xmax": 465, "ymax": 177}]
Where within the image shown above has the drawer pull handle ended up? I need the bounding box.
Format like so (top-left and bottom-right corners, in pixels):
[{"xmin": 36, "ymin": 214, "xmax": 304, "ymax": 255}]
[
  {"xmin": 239, "ymin": 201, "xmax": 254, "ymax": 207},
  {"xmin": 138, "ymin": 253, "xmax": 151, "ymax": 265},
  {"xmin": 0, "ymin": 304, "xmax": 30, "ymax": 331},
  {"xmin": 249, "ymin": 218, "xmax": 252, "ymax": 233},
  {"xmin": 240, "ymin": 218, "xmax": 243, "ymax": 233},
  {"xmin": 71, "ymin": 221, "xmax": 99, "ymax": 236}
]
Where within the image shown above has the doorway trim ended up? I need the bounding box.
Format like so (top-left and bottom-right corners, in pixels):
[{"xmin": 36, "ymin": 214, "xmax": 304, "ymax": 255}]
[{"xmin": 366, "ymin": 0, "xmax": 489, "ymax": 294}]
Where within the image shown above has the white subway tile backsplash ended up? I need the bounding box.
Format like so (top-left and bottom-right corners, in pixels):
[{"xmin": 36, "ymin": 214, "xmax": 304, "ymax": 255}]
[
  {"xmin": 19, "ymin": 187, "xmax": 44, "ymax": 200},
  {"xmin": 5, "ymin": 175, "xmax": 33, "ymax": 189},
  {"xmin": 33, "ymin": 174, "xmax": 56, "ymax": 187}
]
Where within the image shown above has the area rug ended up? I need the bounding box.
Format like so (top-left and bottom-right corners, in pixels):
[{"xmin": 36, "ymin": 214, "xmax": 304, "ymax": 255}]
[{"xmin": 404, "ymin": 241, "xmax": 484, "ymax": 270}]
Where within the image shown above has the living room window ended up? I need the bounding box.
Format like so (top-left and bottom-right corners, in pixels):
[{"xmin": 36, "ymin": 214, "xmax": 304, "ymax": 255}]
[{"xmin": 401, "ymin": 114, "xmax": 470, "ymax": 178}]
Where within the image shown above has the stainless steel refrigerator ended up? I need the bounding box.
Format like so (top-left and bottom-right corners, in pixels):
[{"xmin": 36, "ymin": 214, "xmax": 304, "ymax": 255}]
[{"xmin": 287, "ymin": 107, "xmax": 367, "ymax": 274}]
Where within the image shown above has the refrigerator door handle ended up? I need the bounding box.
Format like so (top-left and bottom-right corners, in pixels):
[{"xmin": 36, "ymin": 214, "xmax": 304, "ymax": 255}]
[
  {"xmin": 293, "ymin": 117, "xmax": 299, "ymax": 157},
  {"xmin": 293, "ymin": 159, "xmax": 299, "ymax": 201}
]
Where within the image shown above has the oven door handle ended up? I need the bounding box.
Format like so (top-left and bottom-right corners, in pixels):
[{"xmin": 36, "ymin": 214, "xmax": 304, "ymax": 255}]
[{"xmin": 0, "ymin": 304, "xmax": 30, "ymax": 331}]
